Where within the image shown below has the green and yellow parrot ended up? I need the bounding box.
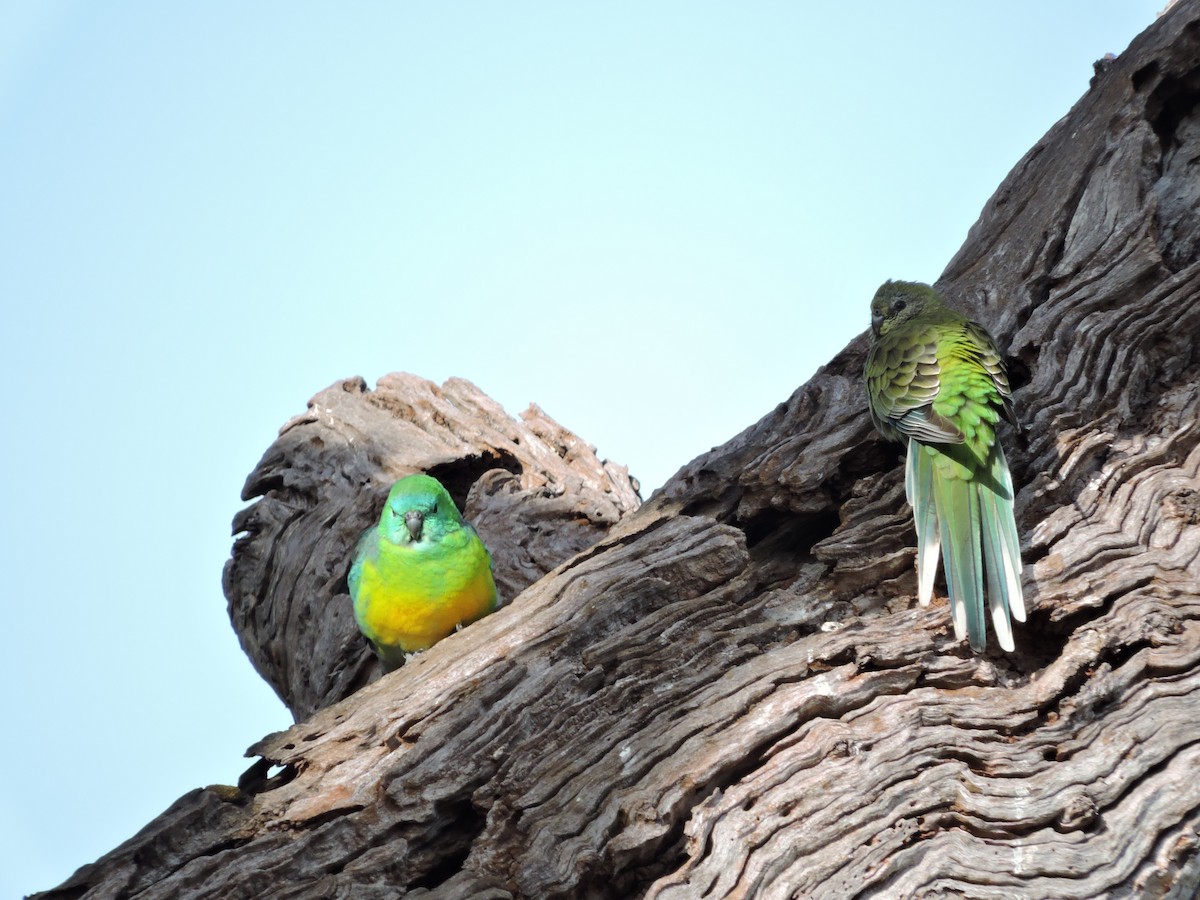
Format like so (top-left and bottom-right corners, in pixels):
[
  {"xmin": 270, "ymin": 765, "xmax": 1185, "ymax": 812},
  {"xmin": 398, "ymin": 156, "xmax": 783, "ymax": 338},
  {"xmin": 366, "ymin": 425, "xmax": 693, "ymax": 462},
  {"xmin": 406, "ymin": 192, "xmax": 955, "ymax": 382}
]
[
  {"xmin": 864, "ymin": 280, "xmax": 1025, "ymax": 651},
  {"xmin": 349, "ymin": 473, "xmax": 499, "ymax": 669}
]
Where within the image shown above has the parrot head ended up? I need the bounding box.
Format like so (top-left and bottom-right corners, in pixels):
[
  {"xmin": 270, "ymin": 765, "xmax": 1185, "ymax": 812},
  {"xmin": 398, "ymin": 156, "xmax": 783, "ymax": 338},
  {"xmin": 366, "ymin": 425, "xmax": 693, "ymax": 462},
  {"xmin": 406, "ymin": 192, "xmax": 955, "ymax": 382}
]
[
  {"xmin": 870, "ymin": 280, "xmax": 945, "ymax": 337},
  {"xmin": 378, "ymin": 474, "xmax": 465, "ymax": 546}
]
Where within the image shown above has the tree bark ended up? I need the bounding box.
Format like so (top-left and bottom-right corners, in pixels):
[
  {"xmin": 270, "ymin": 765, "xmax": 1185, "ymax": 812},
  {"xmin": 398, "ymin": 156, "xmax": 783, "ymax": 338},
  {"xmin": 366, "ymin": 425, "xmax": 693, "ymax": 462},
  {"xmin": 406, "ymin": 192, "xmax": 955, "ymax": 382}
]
[
  {"xmin": 37, "ymin": 4, "xmax": 1200, "ymax": 898},
  {"xmin": 221, "ymin": 372, "xmax": 642, "ymax": 721}
]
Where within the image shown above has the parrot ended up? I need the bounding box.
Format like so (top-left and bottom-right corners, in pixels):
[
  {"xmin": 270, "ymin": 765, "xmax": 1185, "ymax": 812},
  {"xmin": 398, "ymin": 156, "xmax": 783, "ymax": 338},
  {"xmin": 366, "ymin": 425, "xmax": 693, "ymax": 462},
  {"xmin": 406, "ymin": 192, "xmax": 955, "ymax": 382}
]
[
  {"xmin": 349, "ymin": 473, "xmax": 499, "ymax": 670},
  {"xmin": 864, "ymin": 280, "xmax": 1025, "ymax": 651}
]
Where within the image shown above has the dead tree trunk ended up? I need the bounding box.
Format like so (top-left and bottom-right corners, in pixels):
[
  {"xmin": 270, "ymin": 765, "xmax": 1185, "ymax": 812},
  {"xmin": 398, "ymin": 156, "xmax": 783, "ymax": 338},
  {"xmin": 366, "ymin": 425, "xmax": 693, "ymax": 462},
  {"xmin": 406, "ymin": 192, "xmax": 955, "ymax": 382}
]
[{"xmin": 37, "ymin": 4, "xmax": 1200, "ymax": 898}]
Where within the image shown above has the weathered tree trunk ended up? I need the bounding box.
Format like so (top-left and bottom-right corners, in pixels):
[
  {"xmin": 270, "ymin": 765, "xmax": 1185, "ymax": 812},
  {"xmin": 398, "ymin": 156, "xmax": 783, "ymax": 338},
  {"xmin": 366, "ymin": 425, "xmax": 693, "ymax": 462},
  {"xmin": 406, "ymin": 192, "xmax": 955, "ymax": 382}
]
[
  {"xmin": 37, "ymin": 4, "xmax": 1200, "ymax": 898},
  {"xmin": 221, "ymin": 372, "xmax": 643, "ymax": 721}
]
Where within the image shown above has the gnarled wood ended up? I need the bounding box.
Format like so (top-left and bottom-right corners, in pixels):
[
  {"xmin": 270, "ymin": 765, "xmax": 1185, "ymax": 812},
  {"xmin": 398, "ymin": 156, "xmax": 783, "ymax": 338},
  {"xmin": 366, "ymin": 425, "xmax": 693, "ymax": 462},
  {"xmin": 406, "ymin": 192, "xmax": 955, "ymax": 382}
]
[
  {"xmin": 222, "ymin": 373, "xmax": 641, "ymax": 720},
  {"xmin": 37, "ymin": 4, "xmax": 1200, "ymax": 898}
]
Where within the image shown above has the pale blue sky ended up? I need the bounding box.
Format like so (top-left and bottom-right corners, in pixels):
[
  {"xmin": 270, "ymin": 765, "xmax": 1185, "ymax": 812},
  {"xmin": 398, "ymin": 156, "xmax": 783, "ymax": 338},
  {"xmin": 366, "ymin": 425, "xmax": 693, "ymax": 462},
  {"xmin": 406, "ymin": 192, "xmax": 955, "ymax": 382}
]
[{"xmin": 0, "ymin": 3, "xmax": 1161, "ymax": 895}]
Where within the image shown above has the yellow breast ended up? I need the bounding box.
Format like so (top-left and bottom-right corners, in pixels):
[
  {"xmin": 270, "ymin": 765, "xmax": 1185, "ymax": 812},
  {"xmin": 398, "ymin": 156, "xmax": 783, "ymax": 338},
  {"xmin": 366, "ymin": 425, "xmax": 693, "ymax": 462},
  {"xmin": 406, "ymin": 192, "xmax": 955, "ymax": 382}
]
[{"xmin": 354, "ymin": 530, "xmax": 498, "ymax": 654}]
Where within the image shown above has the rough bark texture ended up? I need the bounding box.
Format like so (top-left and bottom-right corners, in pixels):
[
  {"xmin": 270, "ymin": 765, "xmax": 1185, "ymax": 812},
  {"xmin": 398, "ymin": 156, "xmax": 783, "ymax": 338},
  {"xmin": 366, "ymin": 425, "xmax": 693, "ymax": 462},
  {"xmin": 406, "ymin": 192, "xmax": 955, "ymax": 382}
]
[
  {"xmin": 223, "ymin": 373, "xmax": 642, "ymax": 720},
  {"xmin": 37, "ymin": 5, "xmax": 1200, "ymax": 898}
]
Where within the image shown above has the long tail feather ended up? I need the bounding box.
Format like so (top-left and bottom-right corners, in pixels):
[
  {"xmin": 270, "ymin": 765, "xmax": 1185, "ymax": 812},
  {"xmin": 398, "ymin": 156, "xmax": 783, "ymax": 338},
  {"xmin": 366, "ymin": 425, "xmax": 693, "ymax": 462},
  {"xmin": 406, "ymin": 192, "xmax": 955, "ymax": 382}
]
[
  {"xmin": 978, "ymin": 445, "xmax": 1025, "ymax": 650},
  {"xmin": 979, "ymin": 485, "xmax": 1015, "ymax": 651},
  {"xmin": 906, "ymin": 438, "xmax": 940, "ymax": 606},
  {"xmin": 930, "ymin": 454, "xmax": 987, "ymax": 651},
  {"xmin": 992, "ymin": 444, "xmax": 1025, "ymax": 624},
  {"xmin": 907, "ymin": 439, "xmax": 1023, "ymax": 652}
]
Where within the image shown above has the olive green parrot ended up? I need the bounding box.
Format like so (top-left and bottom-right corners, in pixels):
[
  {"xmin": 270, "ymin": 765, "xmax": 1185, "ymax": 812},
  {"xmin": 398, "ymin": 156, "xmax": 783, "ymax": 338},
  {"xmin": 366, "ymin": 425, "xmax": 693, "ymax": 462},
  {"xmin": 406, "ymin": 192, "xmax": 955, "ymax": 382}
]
[
  {"xmin": 864, "ymin": 280, "xmax": 1025, "ymax": 651},
  {"xmin": 349, "ymin": 474, "xmax": 498, "ymax": 670}
]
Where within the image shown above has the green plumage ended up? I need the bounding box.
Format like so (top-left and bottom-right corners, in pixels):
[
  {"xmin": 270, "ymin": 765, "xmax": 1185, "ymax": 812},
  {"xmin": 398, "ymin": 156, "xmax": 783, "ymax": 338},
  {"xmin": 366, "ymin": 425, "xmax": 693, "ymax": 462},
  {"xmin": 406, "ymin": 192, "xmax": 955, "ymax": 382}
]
[
  {"xmin": 864, "ymin": 280, "xmax": 1025, "ymax": 651},
  {"xmin": 349, "ymin": 474, "xmax": 498, "ymax": 670}
]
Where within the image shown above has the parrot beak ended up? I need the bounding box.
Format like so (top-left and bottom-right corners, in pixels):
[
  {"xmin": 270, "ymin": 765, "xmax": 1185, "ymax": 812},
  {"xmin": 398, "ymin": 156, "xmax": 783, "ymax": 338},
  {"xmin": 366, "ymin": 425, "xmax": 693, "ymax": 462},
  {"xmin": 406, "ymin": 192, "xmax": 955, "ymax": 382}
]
[
  {"xmin": 871, "ymin": 310, "xmax": 884, "ymax": 336},
  {"xmin": 404, "ymin": 509, "xmax": 425, "ymax": 541}
]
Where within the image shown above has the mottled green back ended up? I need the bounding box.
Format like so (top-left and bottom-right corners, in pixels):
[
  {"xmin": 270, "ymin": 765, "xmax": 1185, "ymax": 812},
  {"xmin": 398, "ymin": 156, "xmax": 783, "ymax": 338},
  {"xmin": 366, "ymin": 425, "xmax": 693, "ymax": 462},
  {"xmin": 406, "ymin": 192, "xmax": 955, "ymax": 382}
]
[{"xmin": 865, "ymin": 280, "xmax": 1014, "ymax": 474}]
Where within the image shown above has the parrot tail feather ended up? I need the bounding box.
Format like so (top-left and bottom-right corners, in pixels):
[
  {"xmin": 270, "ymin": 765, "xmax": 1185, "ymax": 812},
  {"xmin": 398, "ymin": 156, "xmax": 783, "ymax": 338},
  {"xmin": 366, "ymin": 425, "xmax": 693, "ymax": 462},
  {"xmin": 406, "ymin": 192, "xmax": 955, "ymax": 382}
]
[
  {"xmin": 930, "ymin": 452, "xmax": 987, "ymax": 651},
  {"xmin": 906, "ymin": 438, "xmax": 941, "ymax": 606},
  {"xmin": 993, "ymin": 444, "xmax": 1025, "ymax": 624},
  {"xmin": 980, "ymin": 487, "xmax": 1016, "ymax": 651},
  {"xmin": 979, "ymin": 445, "xmax": 1025, "ymax": 651}
]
